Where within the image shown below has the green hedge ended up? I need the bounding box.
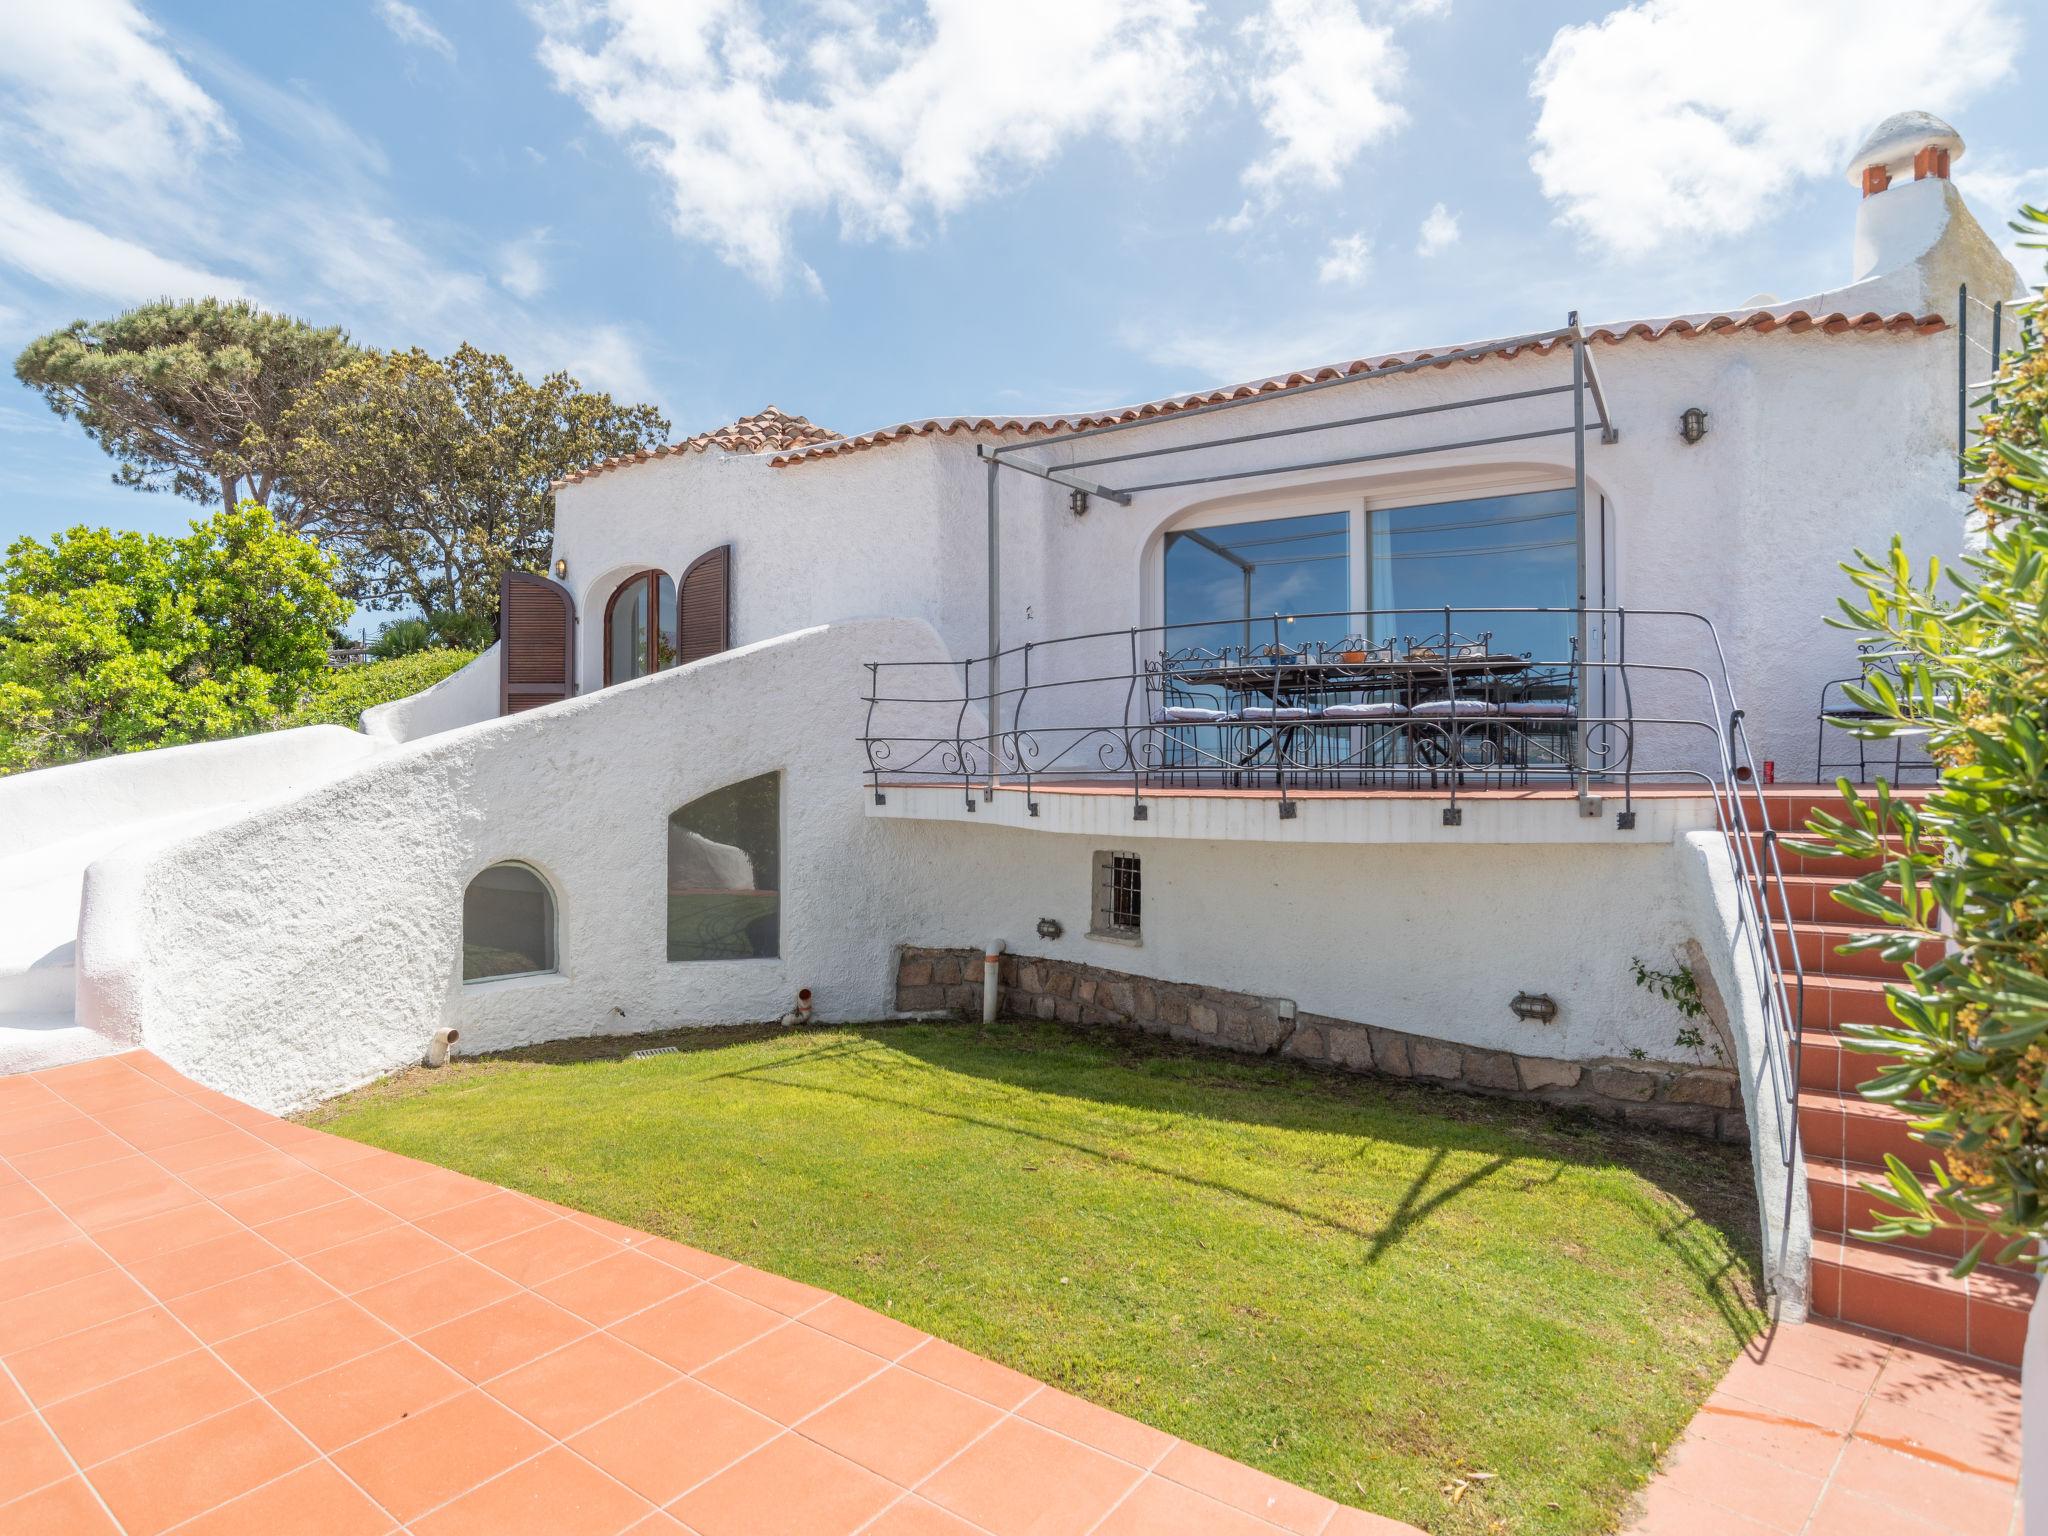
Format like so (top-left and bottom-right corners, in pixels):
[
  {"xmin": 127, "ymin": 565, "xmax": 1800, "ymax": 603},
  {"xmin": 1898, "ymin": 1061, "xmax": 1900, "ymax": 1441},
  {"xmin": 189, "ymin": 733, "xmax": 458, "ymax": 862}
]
[{"xmin": 279, "ymin": 649, "xmax": 479, "ymax": 731}]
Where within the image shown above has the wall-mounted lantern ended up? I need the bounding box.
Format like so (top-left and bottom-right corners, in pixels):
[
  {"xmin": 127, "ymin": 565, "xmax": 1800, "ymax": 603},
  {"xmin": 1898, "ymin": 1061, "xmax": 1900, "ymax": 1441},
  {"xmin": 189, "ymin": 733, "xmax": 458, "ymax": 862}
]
[
  {"xmin": 1036, "ymin": 917, "xmax": 1064, "ymax": 941},
  {"xmin": 1510, "ymin": 991, "xmax": 1559, "ymax": 1023},
  {"xmin": 553, "ymin": 557, "xmax": 569, "ymax": 579},
  {"xmin": 1068, "ymin": 488, "xmax": 1090, "ymax": 517},
  {"xmin": 1678, "ymin": 407, "xmax": 1709, "ymax": 446}
]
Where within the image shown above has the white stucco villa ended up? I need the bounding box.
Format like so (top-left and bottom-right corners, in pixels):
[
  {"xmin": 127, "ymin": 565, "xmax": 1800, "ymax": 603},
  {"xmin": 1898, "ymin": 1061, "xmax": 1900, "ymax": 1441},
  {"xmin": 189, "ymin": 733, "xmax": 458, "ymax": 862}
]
[{"xmin": 0, "ymin": 112, "xmax": 2029, "ymax": 1363}]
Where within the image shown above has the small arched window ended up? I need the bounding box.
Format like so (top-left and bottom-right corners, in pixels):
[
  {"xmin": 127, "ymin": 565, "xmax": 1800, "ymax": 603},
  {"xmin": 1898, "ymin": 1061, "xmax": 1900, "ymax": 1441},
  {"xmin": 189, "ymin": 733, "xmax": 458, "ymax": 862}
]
[
  {"xmin": 463, "ymin": 862, "xmax": 557, "ymax": 982},
  {"xmin": 604, "ymin": 569, "xmax": 680, "ymax": 686},
  {"xmin": 668, "ymin": 773, "xmax": 779, "ymax": 962}
]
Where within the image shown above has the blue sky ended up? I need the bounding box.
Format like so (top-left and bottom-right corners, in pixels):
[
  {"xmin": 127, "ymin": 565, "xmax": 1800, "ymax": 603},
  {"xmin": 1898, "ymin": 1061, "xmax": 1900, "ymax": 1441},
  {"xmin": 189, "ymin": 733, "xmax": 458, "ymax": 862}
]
[{"xmin": 1, "ymin": 0, "xmax": 2042, "ymax": 572}]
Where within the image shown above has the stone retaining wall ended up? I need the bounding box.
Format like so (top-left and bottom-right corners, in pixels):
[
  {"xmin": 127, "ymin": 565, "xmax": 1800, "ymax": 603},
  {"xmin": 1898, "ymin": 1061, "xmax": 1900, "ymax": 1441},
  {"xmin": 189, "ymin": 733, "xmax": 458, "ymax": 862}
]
[{"xmin": 896, "ymin": 946, "xmax": 1746, "ymax": 1143}]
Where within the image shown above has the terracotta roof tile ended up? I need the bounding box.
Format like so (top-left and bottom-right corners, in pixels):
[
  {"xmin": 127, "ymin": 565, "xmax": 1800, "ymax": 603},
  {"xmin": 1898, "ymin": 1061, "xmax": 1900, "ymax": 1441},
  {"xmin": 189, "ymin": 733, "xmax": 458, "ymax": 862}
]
[{"xmin": 551, "ymin": 308, "xmax": 1943, "ymax": 488}]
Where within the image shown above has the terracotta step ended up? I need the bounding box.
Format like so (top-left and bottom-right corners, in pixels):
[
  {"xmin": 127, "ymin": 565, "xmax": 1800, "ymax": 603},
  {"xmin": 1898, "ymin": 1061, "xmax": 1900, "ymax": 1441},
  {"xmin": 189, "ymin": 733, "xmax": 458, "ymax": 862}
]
[
  {"xmin": 1743, "ymin": 831, "xmax": 1909, "ymax": 879},
  {"xmin": 1810, "ymin": 1232, "xmax": 2034, "ymax": 1367},
  {"xmin": 1766, "ymin": 874, "xmax": 1899, "ymax": 924},
  {"xmin": 1798, "ymin": 1088, "xmax": 1929, "ymax": 1168},
  {"xmin": 1805, "ymin": 1159, "xmax": 1989, "ymax": 1263},
  {"xmin": 1797, "ymin": 1031, "xmax": 1906, "ymax": 1093},
  {"xmin": 1749, "ymin": 785, "xmax": 1933, "ymax": 832},
  {"xmin": 1775, "ymin": 920, "xmax": 1942, "ymax": 982},
  {"xmin": 1793, "ymin": 973, "xmax": 1898, "ymax": 1032}
]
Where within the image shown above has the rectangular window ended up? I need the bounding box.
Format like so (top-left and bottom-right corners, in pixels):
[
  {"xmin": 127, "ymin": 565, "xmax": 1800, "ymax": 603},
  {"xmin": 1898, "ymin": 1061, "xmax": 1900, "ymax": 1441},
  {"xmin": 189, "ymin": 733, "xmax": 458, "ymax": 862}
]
[
  {"xmin": 1163, "ymin": 509, "xmax": 1350, "ymax": 655},
  {"xmin": 1090, "ymin": 851, "xmax": 1141, "ymax": 942},
  {"xmin": 1366, "ymin": 488, "xmax": 1578, "ymax": 660},
  {"xmin": 668, "ymin": 773, "xmax": 780, "ymax": 962}
]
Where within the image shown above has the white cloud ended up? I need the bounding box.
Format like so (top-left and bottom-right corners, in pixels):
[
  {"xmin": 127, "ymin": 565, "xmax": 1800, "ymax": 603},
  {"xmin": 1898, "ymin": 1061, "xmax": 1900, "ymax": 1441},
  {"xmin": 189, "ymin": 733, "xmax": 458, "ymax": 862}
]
[
  {"xmin": 1530, "ymin": 0, "xmax": 2024, "ymax": 259},
  {"xmin": 498, "ymin": 227, "xmax": 551, "ymax": 299},
  {"xmin": 376, "ymin": 0, "xmax": 456, "ymax": 60},
  {"xmin": 1125, "ymin": 305, "xmax": 1399, "ymax": 385},
  {"xmin": 529, "ymin": 0, "xmax": 1210, "ymax": 288},
  {"xmin": 0, "ymin": 170, "xmax": 252, "ymax": 304},
  {"xmin": 1239, "ymin": 0, "xmax": 1407, "ymax": 192},
  {"xmin": 0, "ymin": 0, "xmax": 230, "ymax": 188},
  {"xmin": 1416, "ymin": 201, "xmax": 1458, "ymax": 256},
  {"xmin": 1317, "ymin": 232, "xmax": 1372, "ymax": 286},
  {"xmin": 1957, "ymin": 160, "xmax": 2048, "ymax": 286}
]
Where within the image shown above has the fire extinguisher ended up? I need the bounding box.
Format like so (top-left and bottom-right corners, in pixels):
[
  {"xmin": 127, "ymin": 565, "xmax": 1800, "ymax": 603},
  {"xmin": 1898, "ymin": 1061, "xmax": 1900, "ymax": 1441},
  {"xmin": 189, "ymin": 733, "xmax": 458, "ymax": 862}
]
[{"xmin": 1763, "ymin": 760, "xmax": 1776, "ymax": 785}]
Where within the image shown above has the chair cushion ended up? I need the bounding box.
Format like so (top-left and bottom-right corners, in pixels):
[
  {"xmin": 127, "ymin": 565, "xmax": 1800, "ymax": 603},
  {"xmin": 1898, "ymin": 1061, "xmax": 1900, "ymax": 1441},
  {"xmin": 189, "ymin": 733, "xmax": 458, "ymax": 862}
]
[
  {"xmin": 1151, "ymin": 705, "xmax": 1233, "ymax": 724},
  {"xmin": 1411, "ymin": 698, "xmax": 1500, "ymax": 717},
  {"xmin": 1320, "ymin": 701, "xmax": 1408, "ymax": 719},
  {"xmin": 1501, "ymin": 701, "xmax": 1575, "ymax": 717},
  {"xmin": 1239, "ymin": 705, "xmax": 1316, "ymax": 720}
]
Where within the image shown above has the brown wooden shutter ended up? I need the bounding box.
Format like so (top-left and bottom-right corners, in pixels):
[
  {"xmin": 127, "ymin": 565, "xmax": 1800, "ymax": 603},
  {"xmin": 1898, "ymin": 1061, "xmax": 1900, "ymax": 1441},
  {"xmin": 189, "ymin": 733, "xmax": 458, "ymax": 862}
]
[
  {"xmin": 499, "ymin": 570, "xmax": 575, "ymax": 715},
  {"xmin": 678, "ymin": 545, "xmax": 731, "ymax": 665}
]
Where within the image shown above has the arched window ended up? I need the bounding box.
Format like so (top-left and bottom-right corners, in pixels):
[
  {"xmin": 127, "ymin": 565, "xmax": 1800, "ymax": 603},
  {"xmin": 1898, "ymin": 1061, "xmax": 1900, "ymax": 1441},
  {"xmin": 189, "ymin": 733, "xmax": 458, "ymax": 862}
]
[
  {"xmin": 668, "ymin": 773, "xmax": 779, "ymax": 962},
  {"xmin": 463, "ymin": 862, "xmax": 557, "ymax": 981},
  {"xmin": 604, "ymin": 569, "xmax": 680, "ymax": 686}
]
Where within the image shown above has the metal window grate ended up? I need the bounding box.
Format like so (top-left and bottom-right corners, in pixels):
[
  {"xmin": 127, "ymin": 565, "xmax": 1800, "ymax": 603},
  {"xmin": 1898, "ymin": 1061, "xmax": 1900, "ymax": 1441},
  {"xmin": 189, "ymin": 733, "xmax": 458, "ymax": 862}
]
[{"xmin": 1093, "ymin": 850, "xmax": 1141, "ymax": 937}]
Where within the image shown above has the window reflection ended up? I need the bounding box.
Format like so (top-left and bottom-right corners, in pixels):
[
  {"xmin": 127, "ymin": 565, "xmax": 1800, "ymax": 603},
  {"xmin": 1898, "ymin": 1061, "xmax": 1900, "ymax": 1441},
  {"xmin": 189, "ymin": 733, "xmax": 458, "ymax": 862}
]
[
  {"xmin": 1368, "ymin": 489, "xmax": 1577, "ymax": 658},
  {"xmin": 668, "ymin": 773, "xmax": 780, "ymax": 962},
  {"xmin": 462, "ymin": 863, "xmax": 556, "ymax": 981},
  {"xmin": 1162, "ymin": 510, "xmax": 1350, "ymax": 654}
]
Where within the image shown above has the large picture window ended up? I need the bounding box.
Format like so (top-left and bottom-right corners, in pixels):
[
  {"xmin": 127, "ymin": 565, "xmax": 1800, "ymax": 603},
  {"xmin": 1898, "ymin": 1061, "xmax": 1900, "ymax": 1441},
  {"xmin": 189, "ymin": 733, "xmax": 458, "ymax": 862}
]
[
  {"xmin": 462, "ymin": 863, "xmax": 557, "ymax": 982},
  {"xmin": 668, "ymin": 773, "xmax": 780, "ymax": 962},
  {"xmin": 1367, "ymin": 488, "xmax": 1578, "ymax": 659},
  {"xmin": 1162, "ymin": 509, "xmax": 1350, "ymax": 653},
  {"xmin": 605, "ymin": 569, "xmax": 680, "ymax": 686}
]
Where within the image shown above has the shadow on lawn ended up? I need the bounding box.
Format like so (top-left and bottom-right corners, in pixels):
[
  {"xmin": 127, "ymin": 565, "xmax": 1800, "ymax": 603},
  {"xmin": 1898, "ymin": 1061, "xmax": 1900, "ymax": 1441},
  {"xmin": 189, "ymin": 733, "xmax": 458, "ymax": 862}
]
[{"xmin": 393, "ymin": 1015, "xmax": 1766, "ymax": 1335}]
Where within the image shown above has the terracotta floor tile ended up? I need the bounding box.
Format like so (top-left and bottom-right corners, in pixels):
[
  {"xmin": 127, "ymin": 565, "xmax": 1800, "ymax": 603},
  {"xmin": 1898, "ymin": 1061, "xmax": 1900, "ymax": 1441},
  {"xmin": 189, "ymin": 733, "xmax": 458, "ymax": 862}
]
[
  {"xmin": 861, "ymin": 1496, "xmax": 988, "ymax": 1535},
  {"xmin": 411, "ymin": 1445, "xmax": 655, "ymax": 1536},
  {"xmin": 695, "ymin": 1319, "xmax": 883, "ymax": 1422},
  {"xmin": 0, "ymin": 1476, "xmax": 122, "ymax": 1535},
  {"xmin": 42, "ymin": 1349, "xmax": 253, "ymax": 1467},
  {"xmin": 610, "ymin": 1283, "xmax": 781, "ymax": 1374},
  {"xmin": 1652, "ymin": 1434, "xmax": 1824, "ymax": 1531},
  {"xmin": 0, "ymin": 1364, "xmax": 26, "ymax": 1420},
  {"xmin": 1743, "ymin": 1321, "xmax": 1893, "ymax": 1393},
  {"xmin": 148, "ymin": 1129, "xmax": 272, "ymax": 1176},
  {"xmin": 637, "ymin": 1234, "xmax": 732, "ymax": 1278},
  {"xmin": 0, "ymin": 1236, "xmax": 111, "ymax": 1304},
  {"xmin": 93, "ymin": 1200, "xmax": 241, "ymax": 1263},
  {"xmin": 0, "ymin": 1412, "xmax": 73, "ymax": 1504},
  {"xmin": 366, "ymin": 1167, "xmax": 496, "ymax": 1221},
  {"xmin": 901, "ymin": 1338, "xmax": 1041, "ymax": 1412},
  {"xmin": 352, "ymin": 1253, "xmax": 519, "ymax": 1334},
  {"xmin": 536, "ymin": 1247, "xmax": 696, "ymax": 1327},
  {"xmin": 486, "ymin": 1330, "xmax": 681, "ymax": 1439},
  {"xmin": 714, "ymin": 1262, "xmax": 832, "ymax": 1318},
  {"xmin": 1322, "ymin": 1508, "xmax": 1428, "ymax": 1536},
  {"xmin": 1151, "ymin": 1440, "xmax": 1336, "ymax": 1535},
  {"xmin": 282, "ymin": 1134, "xmax": 390, "ymax": 1172},
  {"xmin": 414, "ymin": 1290, "xmax": 591, "ymax": 1383},
  {"xmin": 326, "ymin": 1150, "xmax": 435, "ymax": 1193},
  {"xmin": 255, "ymin": 1194, "xmax": 400, "ymax": 1258},
  {"xmin": 1687, "ymin": 1399, "xmax": 1846, "ymax": 1478},
  {"xmin": 179, "ymin": 1150, "xmax": 307, "ymax": 1197},
  {"xmin": 166, "ymin": 1261, "xmax": 337, "ymax": 1343},
  {"xmin": 1094, "ymin": 1474, "xmax": 1284, "ymax": 1535},
  {"xmin": 470, "ymin": 1217, "xmax": 624, "ymax": 1288},
  {"xmin": 1871, "ymin": 1339, "xmax": 2021, "ymax": 1415},
  {"xmin": 1714, "ymin": 1354, "xmax": 1870, "ymax": 1434},
  {"xmin": 1019, "ymin": 1388, "xmax": 1176, "ymax": 1470},
  {"xmin": 0, "ymin": 1265, "xmax": 152, "ymax": 1354},
  {"xmin": 1627, "ymin": 1477, "xmax": 1790, "ymax": 1536},
  {"xmin": 213, "ymin": 1169, "xmax": 350, "ymax": 1227},
  {"xmin": 1806, "ymin": 1484, "xmax": 1976, "ymax": 1536},
  {"xmin": 0, "ymin": 1180, "xmax": 50, "ymax": 1220},
  {"xmin": 923, "ymin": 1418, "xmax": 1148, "ymax": 1536},
  {"xmin": 5, "ymin": 1303, "xmax": 192, "ymax": 1406},
  {"xmin": 86, "ymin": 1398, "xmax": 313, "ymax": 1536},
  {"xmin": 33, "ymin": 1151, "xmax": 163, "ymax": 1209},
  {"xmin": 0, "ymin": 1114, "xmax": 106, "ymax": 1159},
  {"xmin": 65, "ymin": 1178, "xmax": 205, "ymax": 1236},
  {"xmin": 1830, "ymin": 1436, "xmax": 2017, "ymax": 1534},
  {"xmin": 797, "ymin": 1365, "xmax": 1002, "ymax": 1487},
  {"xmin": 415, "ymin": 1189, "xmax": 556, "ymax": 1252},
  {"xmin": 567, "ymin": 1376, "xmax": 782, "ymax": 1506},
  {"xmin": 299, "ymin": 1223, "xmax": 459, "ymax": 1294},
  {"xmin": 331, "ymin": 1388, "xmax": 551, "ymax": 1523},
  {"xmin": 671, "ymin": 1431, "xmax": 898, "ymax": 1536},
  {"xmin": 126, "ymin": 1228, "xmax": 283, "ymax": 1301},
  {"xmin": 267, "ymin": 1340, "xmax": 470, "ymax": 1452},
  {"xmin": 213, "ymin": 1297, "xmax": 399, "ymax": 1395},
  {"xmin": 803, "ymin": 1296, "xmax": 929, "ymax": 1361},
  {"xmin": 172, "ymin": 1458, "xmax": 394, "ymax": 1536},
  {"xmin": 1854, "ymin": 1391, "xmax": 2021, "ymax": 1481},
  {"xmin": 0, "ymin": 1206, "xmax": 83, "ymax": 1260}
]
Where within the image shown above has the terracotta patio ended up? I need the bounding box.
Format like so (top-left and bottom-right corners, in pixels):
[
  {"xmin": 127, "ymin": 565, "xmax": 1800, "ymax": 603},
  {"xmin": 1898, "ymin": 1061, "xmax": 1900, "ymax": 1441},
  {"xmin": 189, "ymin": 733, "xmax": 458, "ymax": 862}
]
[{"xmin": 0, "ymin": 1052, "xmax": 1418, "ymax": 1535}]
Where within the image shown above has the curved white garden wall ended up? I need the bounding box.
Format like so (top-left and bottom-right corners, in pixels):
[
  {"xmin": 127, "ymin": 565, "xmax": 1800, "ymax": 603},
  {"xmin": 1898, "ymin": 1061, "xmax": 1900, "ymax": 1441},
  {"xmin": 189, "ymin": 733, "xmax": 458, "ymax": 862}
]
[{"xmin": 361, "ymin": 644, "xmax": 503, "ymax": 743}]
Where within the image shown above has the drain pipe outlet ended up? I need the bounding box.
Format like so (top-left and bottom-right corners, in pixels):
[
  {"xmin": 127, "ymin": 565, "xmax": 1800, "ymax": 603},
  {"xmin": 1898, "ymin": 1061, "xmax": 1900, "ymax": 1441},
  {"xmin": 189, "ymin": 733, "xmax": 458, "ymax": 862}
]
[
  {"xmin": 424, "ymin": 1027, "xmax": 459, "ymax": 1068},
  {"xmin": 780, "ymin": 988, "xmax": 815, "ymax": 1027},
  {"xmin": 982, "ymin": 942, "xmax": 1007, "ymax": 1024}
]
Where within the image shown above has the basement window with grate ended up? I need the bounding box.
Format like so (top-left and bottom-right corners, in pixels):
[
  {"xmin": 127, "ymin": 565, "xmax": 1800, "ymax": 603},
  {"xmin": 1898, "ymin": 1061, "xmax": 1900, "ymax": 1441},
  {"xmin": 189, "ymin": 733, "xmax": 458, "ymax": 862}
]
[{"xmin": 1090, "ymin": 851, "xmax": 1142, "ymax": 944}]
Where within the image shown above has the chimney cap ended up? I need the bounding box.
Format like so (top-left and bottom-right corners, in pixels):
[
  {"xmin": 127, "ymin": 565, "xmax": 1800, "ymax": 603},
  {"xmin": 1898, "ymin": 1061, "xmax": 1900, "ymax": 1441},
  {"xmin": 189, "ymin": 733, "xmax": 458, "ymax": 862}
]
[{"xmin": 1844, "ymin": 111, "xmax": 1964, "ymax": 186}]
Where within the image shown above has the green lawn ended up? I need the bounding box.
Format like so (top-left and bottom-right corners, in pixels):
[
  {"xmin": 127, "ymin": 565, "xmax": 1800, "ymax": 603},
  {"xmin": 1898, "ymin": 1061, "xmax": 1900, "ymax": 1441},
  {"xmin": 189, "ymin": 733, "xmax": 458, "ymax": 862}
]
[{"xmin": 306, "ymin": 1020, "xmax": 1765, "ymax": 1533}]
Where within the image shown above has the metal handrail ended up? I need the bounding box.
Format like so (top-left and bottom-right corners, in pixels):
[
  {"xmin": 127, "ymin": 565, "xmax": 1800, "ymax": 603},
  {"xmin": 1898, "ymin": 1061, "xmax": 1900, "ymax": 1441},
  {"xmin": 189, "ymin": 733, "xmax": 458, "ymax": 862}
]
[{"xmin": 861, "ymin": 603, "xmax": 1807, "ymax": 1167}]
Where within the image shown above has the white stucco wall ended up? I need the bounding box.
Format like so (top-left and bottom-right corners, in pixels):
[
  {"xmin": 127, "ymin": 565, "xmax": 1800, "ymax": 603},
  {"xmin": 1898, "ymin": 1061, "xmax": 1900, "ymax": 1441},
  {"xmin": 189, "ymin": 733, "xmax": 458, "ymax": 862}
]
[{"xmin": 361, "ymin": 644, "xmax": 503, "ymax": 743}]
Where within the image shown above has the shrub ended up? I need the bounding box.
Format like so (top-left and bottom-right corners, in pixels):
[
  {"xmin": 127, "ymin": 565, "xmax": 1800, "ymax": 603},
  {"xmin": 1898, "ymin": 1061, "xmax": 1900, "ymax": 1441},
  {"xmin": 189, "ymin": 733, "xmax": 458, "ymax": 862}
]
[
  {"xmin": 429, "ymin": 608, "xmax": 496, "ymax": 651},
  {"xmin": 279, "ymin": 649, "xmax": 479, "ymax": 731},
  {"xmin": 1800, "ymin": 206, "xmax": 2048, "ymax": 1272},
  {"xmin": 368, "ymin": 617, "xmax": 435, "ymax": 659}
]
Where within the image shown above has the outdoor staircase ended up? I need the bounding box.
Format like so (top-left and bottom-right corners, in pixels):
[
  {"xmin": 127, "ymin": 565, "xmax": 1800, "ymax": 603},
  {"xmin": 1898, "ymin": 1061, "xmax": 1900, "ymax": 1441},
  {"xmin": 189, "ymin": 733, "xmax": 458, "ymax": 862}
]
[{"xmin": 1754, "ymin": 785, "xmax": 2035, "ymax": 1366}]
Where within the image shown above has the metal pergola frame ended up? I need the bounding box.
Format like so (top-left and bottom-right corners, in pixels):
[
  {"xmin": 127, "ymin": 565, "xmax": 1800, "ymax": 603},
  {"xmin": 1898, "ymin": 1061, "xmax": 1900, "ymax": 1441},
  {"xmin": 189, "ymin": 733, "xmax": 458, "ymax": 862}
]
[{"xmin": 973, "ymin": 312, "xmax": 1620, "ymax": 807}]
